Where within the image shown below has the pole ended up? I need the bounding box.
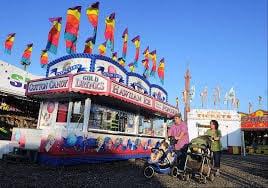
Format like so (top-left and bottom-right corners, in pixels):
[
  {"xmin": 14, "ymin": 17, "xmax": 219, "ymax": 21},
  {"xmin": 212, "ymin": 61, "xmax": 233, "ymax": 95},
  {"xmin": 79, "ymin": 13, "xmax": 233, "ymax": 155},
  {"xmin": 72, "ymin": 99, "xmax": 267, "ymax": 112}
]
[{"xmin": 241, "ymin": 130, "xmax": 246, "ymax": 157}]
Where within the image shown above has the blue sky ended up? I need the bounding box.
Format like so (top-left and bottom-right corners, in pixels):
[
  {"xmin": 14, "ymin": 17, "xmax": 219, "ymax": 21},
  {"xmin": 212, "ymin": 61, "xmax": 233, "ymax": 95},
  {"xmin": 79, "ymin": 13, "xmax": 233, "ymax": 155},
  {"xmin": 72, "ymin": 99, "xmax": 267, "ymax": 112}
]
[{"xmin": 0, "ymin": 0, "xmax": 267, "ymax": 113}]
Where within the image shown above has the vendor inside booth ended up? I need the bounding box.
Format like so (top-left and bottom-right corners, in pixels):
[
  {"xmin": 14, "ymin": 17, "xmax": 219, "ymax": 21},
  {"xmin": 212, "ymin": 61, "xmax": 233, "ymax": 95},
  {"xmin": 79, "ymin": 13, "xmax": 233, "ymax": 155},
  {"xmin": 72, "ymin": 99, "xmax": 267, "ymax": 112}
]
[{"xmin": 241, "ymin": 110, "xmax": 268, "ymax": 155}]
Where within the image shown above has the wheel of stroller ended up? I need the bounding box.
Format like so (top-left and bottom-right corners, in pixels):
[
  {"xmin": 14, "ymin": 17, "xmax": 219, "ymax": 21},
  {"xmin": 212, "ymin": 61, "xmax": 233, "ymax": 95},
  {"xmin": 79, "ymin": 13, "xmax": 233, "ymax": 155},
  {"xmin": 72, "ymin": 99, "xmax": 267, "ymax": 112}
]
[
  {"xmin": 144, "ymin": 166, "xmax": 154, "ymax": 179},
  {"xmin": 170, "ymin": 166, "xmax": 178, "ymax": 177},
  {"xmin": 184, "ymin": 174, "xmax": 190, "ymax": 181},
  {"xmin": 209, "ymin": 173, "xmax": 215, "ymax": 181},
  {"xmin": 202, "ymin": 177, "xmax": 207, "ymax": 184}
]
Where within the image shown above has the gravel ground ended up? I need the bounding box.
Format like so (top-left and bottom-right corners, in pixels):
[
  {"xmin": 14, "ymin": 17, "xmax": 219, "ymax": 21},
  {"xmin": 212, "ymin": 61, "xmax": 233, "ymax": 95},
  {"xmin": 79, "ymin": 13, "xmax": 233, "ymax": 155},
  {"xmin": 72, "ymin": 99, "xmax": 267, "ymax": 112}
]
[{"xmin": 0, "ymin": 154, "xmax": 267, "ymax": 188}]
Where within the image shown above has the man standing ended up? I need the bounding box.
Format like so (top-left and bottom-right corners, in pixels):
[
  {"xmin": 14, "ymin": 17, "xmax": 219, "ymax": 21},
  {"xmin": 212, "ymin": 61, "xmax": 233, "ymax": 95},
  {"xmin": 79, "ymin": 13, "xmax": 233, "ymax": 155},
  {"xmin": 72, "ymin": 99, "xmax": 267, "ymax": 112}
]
[{"xmin": 168, "ymin": 113, "xmax": 189, "ymax": 170}]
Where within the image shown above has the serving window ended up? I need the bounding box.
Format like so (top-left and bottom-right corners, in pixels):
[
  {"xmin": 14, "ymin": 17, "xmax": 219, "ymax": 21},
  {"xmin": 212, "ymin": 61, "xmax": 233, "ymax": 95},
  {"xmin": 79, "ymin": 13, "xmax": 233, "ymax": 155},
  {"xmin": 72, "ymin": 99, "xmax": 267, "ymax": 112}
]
[
  {"xmin": 139, "ymin": 116, "xmax": 165, "ymax": 137},
  {"xmin": 70, "ymin": 101, "xmax": 85, "ymax": 123},
  {"xmin": 88, "ymin": 104, "xmax": 135, "ymax": 133}
]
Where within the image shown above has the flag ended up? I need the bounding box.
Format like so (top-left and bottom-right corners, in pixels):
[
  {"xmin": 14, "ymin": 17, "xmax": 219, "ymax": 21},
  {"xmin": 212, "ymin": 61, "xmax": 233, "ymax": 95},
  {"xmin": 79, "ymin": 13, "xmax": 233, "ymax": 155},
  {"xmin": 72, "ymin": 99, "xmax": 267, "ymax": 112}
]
[
  {"xmin": 84, "ymin": 37, "xmax": 94, "ymax": 54},
  {"xmin": 98, "ymin": 42, "xmax": 106, "ymax": 55},
  {"xmin": 131, "ymin": 35, "xmax": 140, "ymax": 67},
  {"xmin": 21, "ymin": 43, "xmax": 33, "ymax": 65},
  {"xmin": 224, "ymin": 92, "xmax": 228, "ymax": 105},
  {"xmin": 157, "ymin": 58, "xmax": 165, "ymax": 84},
  {"xmin": 46, "ymin": 17, "xmax": 62, "ymax": 54},
  {"xmin": 258, "ymin": 96, "xmax": 262, "ymax": 103},
  {"xmin": 122, "ymin": 28, "xmax": 128, "ymax": 59},
  {"xmin": 190, "ymin": 85, "xmax": 195, "ymax": 102},
  {"xmin": 66, "ymin": 40, "xmax": 77, "ymax": 54},
  {"xmin": 228, "ymin": 87, "xmax": 236, "ymax": 104},
  {"xmin": 104, "ymin": 13, "xmax": 115, "ymax": 51},
  {"xmin": 142, "ymin": 59, "xmax": 149, "ymax": 78},
  {"xmin": 150, "ymin": 50, "xmax": 157, "ymax": 76},
  {"xmin": 112, "ymin": 52, "xmax": 117, "ymax": 61},
  {"xmin": 236, "ymin": 98, "xmax": 240, "ymax": 108},
  {"xmin": 249, "ymin": 102, "xmax": 253, "ymax": 113},
  {"xmin": 86, "ymin": 2, "xmax": 99, "ymax": 44},
  {"xmin": 128, "ymin": 63, "xmax": 135, "ymax": 72},
  {"xmin": 64, "ymin": 6, "xmax": 81, "ymax": 54},
  {"xmin": 40, "ymin": 49, "xmax": 48, "ymax": 68},
  {"xmin": 216, "ymin": 86, "xmax": 221, "ymax": 103},
  {"xmin": 86, "ymin": 2, "xmax": 99, "ymax": 28},
  {"xmin": 143, "ymin": 46, "xmax": 150, "ymax": 60},
  {"xmin": 142, "ymin": 59, "xmax": 149, "ymax": 70},
  {"xmin": 142, "ymin": 47, "xmax": 150, "ymax": 78},
  {"xmin": 118, "ymin": 57, "xmax": 125, "ymax": 67},
  {"xmin": 4, "ymin": 33, "xmax": 16, "ymax": 54}
]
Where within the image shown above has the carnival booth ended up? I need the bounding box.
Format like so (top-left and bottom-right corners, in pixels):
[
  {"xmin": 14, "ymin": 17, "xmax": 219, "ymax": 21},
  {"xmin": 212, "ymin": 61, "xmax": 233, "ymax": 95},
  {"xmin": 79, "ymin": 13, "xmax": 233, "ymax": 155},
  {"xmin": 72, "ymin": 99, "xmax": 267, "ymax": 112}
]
[
  {"xmin": 187, "ymin": 109, "xmax": 242, "ymax": 153},
  {"xmin": 10, "ymin": 54, "xmax": 178, "ymax": 165},
  {"xmin": 240, "ymin": 110, "xmax": 268, "ymax": 155}
]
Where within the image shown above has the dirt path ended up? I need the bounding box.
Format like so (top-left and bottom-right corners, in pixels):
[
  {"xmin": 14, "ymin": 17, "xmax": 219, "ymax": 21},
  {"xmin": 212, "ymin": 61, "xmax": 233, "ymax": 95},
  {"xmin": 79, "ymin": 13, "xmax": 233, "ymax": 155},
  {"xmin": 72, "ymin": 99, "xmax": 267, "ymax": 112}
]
[{"xmin": 0, "ymin": 154, "xmax": 267, "ymax": 187}]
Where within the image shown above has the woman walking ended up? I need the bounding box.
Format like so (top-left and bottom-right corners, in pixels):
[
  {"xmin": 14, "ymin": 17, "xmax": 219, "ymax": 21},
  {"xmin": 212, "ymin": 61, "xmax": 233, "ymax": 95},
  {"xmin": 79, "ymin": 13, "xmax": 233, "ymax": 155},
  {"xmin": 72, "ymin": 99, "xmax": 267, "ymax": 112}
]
[{"xmin": 205, "ymin": 120, "xmax": 222, "ymax": 176}]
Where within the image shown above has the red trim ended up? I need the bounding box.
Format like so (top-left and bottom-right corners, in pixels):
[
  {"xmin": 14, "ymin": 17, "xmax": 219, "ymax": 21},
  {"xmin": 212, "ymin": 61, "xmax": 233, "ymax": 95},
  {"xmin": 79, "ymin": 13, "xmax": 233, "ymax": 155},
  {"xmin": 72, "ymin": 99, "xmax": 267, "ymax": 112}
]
[
  {"xmin": 26, "ymin": 72, "xmax": 178, "ymax": 117},
  {"xmin": 109, "ymin": 81, "xmax": 154, "ymax": 110},
  {"xmin": 68, "ymin": 74, "xmax": 73, "ymax": 92}
]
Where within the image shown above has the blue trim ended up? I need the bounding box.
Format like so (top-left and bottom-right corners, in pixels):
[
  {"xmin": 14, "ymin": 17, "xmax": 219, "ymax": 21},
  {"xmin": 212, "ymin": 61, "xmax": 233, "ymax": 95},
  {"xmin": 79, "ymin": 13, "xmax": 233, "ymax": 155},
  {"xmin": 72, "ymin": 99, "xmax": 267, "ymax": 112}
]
[
  {"xmin": 47, "ymin": 54, "xmax": 129, "ymax": 78},
  {"xmin": 90, "ymin": 55, "xmax": 96, "ymax": 72},
  {"xmin": 127, "ymin": 72, "xmax": 151, "ymax": 95},
  {"xmin": 45, "ymin": 54, "xmax": 168, "ymax": 101},
  {"xmin": 127, "ymin": 72, "xmax": 151, "ymax": 86},
  {"xmin": 38, "ymin": 153, "xmax": 149, "ymax": 166},
  {"xmin": 93, "ymin": 55, "xmax": 129, "ymax": 75},
  {"xmin": 46, "ymin": 53, "xmax": 96, "ymax": 77},
  {"xmin": 150, "ymin": 84, "xmax": 168, "ymax": 102}
]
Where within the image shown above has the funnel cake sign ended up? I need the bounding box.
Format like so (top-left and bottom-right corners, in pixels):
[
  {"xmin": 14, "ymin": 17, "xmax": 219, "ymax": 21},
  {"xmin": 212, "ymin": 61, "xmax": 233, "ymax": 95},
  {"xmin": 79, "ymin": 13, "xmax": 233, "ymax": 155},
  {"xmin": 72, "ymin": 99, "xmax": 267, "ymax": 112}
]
[{"xmin": 241, "ymin": 110, "xmax": 268, "ymax": 129}]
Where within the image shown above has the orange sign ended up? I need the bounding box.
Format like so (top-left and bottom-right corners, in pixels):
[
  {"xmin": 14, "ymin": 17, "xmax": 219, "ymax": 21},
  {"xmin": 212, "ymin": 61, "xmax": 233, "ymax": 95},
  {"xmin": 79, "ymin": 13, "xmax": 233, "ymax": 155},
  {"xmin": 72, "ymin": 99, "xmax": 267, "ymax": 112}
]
[{"xmin": 241, "ymin": 110, "xmax": 268, "ymax": 129}]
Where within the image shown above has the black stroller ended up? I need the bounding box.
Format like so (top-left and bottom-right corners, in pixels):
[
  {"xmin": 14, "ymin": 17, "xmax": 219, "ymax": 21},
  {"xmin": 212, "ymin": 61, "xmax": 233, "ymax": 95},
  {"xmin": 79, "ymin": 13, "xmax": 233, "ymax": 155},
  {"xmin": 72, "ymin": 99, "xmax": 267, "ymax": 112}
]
[{"xmin": 177, "ymin": 135, "xmax": 215, "ymax": 183}]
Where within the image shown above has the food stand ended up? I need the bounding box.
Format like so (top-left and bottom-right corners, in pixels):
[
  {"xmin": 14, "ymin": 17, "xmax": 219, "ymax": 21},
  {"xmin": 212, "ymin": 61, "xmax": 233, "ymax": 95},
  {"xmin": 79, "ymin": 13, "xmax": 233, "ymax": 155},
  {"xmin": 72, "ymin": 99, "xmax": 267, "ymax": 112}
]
[
  {"xmin": 10, "ymin": 54, "xmax": 178, "ymax": 165},
  {"xmin": 241, "ymin": 110, "xmax": 268, "ymax": 155}
]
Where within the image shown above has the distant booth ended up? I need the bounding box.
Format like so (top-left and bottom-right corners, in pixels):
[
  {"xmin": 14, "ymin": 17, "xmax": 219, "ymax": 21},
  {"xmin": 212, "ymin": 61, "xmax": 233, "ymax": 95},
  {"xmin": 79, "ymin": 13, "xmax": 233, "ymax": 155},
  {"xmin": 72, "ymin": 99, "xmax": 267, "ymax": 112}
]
[
  {"xmin": 0, "ymin": 60, "xmax": 41, "ymax": 140},
  {"xmin": 187, "ymin": 109, "xmax": 242, "ymax": 154},
  {"xmin": 240, "ymin": 110, "xmax": 268, "ymax": 155},
  {"xmin": 11, "ymin": 54, "xmax": 178, "ymax": 166}
]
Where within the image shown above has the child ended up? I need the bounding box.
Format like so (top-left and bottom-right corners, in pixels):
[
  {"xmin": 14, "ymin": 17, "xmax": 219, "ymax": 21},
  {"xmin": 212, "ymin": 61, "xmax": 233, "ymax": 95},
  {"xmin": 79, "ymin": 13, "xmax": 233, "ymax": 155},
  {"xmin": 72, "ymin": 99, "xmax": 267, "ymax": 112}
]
[{"xmin": 150, "ymin": 140, "xmax": 175, "ymax": 165}]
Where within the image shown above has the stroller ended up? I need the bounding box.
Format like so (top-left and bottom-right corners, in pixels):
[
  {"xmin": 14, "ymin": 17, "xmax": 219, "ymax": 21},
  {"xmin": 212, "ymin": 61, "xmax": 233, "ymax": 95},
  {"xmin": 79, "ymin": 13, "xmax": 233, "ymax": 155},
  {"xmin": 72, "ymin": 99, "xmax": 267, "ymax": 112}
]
[
  {"xmin": 143, "ymin": 137, "xmax": 178, "ymax": 178},
  {"xmin": 178, "ymin": 135, "xmax": 215, "ymax": 183}
]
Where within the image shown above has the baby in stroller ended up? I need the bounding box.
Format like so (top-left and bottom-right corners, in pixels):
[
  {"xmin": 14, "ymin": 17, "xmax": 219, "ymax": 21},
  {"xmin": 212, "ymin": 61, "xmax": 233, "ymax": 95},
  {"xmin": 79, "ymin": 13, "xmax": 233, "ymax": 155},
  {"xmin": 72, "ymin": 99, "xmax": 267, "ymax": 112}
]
[
  {"xmin": 181, "ymin": 135, "xmax": 215, "ymax": 183},
  {"xmin": 143, "ymin": 138, "xmax": 178, "ymax": 178}
]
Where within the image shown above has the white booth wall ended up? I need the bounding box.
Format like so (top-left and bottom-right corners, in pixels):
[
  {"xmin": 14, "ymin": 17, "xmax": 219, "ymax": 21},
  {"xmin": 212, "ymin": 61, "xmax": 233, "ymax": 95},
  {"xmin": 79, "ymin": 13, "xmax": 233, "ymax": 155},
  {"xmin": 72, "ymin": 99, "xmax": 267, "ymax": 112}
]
[{"xmin": 187, "ymin": 109, "xmax": 242, "ymax": 149}]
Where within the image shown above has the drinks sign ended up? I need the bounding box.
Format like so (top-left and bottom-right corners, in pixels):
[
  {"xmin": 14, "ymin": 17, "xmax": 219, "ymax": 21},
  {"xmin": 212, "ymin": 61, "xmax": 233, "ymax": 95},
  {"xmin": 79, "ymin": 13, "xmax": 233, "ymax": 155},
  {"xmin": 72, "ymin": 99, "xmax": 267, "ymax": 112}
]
[
  {"xmin": 27, "ymin": 77, "xmax": 69, "ymax": 94},
  {"xmin": 72, "ymin": 73, "xmax": 109, "ymax": 93},
  {"xmin": 110, "ymin": 82, "xmax": 153, "ymax": 108}
]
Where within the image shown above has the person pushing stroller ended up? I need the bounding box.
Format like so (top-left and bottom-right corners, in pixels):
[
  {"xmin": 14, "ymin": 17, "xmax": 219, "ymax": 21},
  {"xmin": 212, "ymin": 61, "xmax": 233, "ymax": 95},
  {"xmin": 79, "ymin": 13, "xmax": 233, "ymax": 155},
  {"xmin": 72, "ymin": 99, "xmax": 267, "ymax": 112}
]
[{"xmin": 167, "ymin": 113, "xmax": 189, "ymax": 171}]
